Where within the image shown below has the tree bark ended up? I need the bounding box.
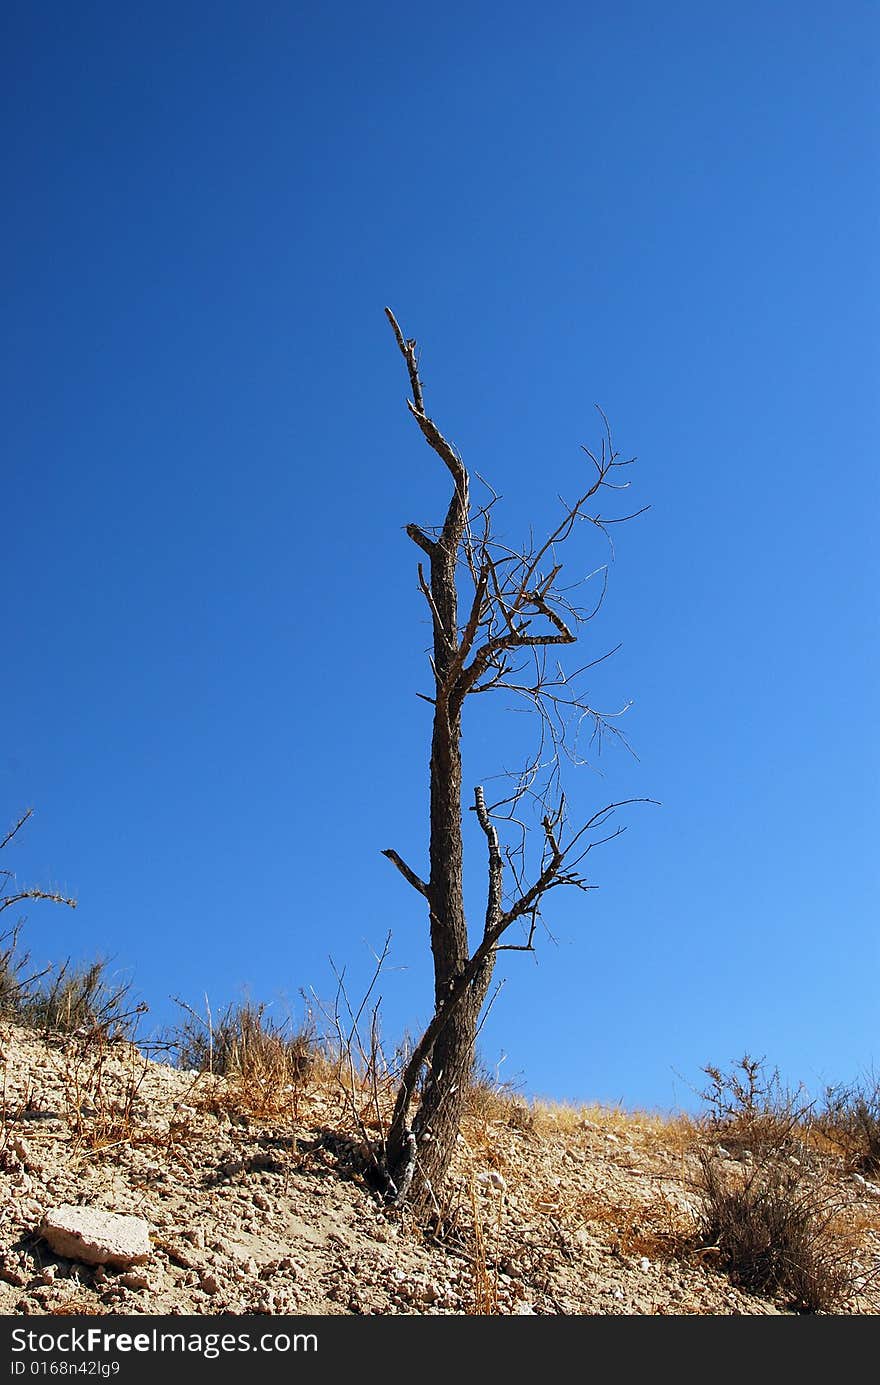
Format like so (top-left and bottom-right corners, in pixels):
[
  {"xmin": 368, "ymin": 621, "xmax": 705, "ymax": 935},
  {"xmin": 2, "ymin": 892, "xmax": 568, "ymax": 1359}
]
[{"xmin": 383, "ymin": 505, "xmax": 495, "ymax": 1208}]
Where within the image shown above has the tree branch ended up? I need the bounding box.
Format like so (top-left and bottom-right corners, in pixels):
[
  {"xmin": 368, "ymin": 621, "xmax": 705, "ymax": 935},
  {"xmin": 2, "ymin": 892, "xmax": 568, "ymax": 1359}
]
[
  {"xmin": 1, "ymin": 809, "xmax": 33, "ymax": 853},
  {"xmin": 381, "ymin": 849, "xmax": 429, "ymax": 899},
  {"xmin": 386, "ymin": 308, "xmax": 469, "ymax": 551},
  {"xmin": 0, "ymin": 888, "xmax": 77, "ymax": 916},
  {"xmin": 385, "ymin": 307, "xmax": 424, "ymax": 414},
  {"xmin": 472, "ymin": 785, "xmax": 503, "ymax": 938},
  {"xmin": 405, "ymin": 523, "xmax": 436, "ymax": 556}
]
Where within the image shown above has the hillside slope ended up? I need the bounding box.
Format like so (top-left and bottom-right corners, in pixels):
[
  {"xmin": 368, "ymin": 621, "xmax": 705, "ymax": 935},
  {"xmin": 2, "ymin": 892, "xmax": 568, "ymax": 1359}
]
[{"xmin": 1, "ymin": 1022, "xmax": 877, "ymax": 1316}]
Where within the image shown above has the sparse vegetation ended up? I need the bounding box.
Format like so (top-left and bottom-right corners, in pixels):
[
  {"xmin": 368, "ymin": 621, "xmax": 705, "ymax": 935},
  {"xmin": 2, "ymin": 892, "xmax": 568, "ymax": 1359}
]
[
  {"xmin": 817, "ymin": 1077, "xmax": 880, "ymax": 1177},
  {"xmin": 19, "ymin": 959, "xmax": 144, "ymax": 1041},
  {"xmin": 167, "ymin": 997, "xmax": 317, "ymax": 1120},
  {"xmin": 0, "ymin": 928, "xmax": 144, "ymax": 1042},
  {"xmin": 694, "ymin": 1057, "xmax": 862, "ymax": 1312},
  {"xmin": 1, "ymin": 811, "xmax": 877, "ymax": 1314},
  {"xmin": 465, "ymin": 1058, "xmax": 534, "ymax": 1135},
  {"xmin": 55, "ymin": 1027, "xmax": 151, "ymax": 1153},
  {"xmin": 0, "ymin": 810, "xmax": 141, "ymax": 1043},
  {"xmin": 1, "ymin": 1011, "xmax": 878, "ymax": 1314}
]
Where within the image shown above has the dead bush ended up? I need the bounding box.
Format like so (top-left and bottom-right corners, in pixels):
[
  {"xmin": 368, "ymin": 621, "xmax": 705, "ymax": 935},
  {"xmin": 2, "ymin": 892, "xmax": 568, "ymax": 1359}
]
[
  {"xmin": 0, "ymin": 925, "xmax": 143, "ymax": 1042},
  {"xmin": 816, "ymin": 1078, "xmax": 880, "ymax": 1176},
  {"xmin": 695, "ymin": 1056, "xmax": 857, "ymax": 1312},
  {"xmin": 695, "ymin": 1146, "xmax": 854, "ymax": 1311},
  {"xmin": 0, "ymin": 924, "xmax": 45, "ymax": 1013},
  {"xmin": 700, "ymin": 1054, "xmax": 810, "ymax": 1160},
  {"xmin": 168, "ymin": 997, "xmax": 316, "ymax": 1118},
  {"xmin": 20, "ymin": 958, "xmax": 143, "ymax": 1040},
  {"xmin": 57, "ymin": 1027, "xmax": 151, "ymax": 1152}
]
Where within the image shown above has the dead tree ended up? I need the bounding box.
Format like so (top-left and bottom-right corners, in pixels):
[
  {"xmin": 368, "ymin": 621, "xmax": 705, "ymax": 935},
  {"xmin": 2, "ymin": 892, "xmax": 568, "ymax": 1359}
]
[{"xmin": 380, "ymin": 310, "xmax": 651, "ymax": 1212}]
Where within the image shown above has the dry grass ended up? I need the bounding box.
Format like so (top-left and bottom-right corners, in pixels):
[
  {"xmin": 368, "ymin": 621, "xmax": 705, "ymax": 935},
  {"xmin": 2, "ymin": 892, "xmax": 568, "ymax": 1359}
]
[
  {"xmin": 464, "ymin": 1066, "xmax": 535, "ymax": 1136},
  {"xmin": 50, "ymin": 1302, "xmax": 108, "ymax": 1316},
  {"xmin": 815, "ymin": 1078, "xmax": 880, "ymax": 1176},
  {"xmin": 466, "ymin": 1174, "xmax": 502, "ymax": 1313},
  {"xmin": 168, "ymin": 998, "xmax": 317, "ymax": 1121},
  {"xmin": 0, "ymin": 933, "xmax": 152, "ymax": 1155},
  {"xmin": 0, "ymin": 929, "xmax": 144, "ymax": 1042},
  {"xmin": 572, "ymin": 1187, "xmax": 694, "ymax": 1263},
  {"xmin": 531, "ymin": 1098, "xmax": 694, "ymax": 1151}
]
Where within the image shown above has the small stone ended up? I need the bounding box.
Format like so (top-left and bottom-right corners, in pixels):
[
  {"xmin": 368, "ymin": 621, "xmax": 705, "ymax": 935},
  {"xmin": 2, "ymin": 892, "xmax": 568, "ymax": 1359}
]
[
  {"xmin": 40, "ymin": 1206, "xmax": 153, "ymax": 1268},
  {"xmin": 12, "ymin": 1137, "xmax": 32, "ymax": 1166},
  {"xmin": 200, "ymin": 1272, "xmax": 220, "ymax": 1295},
  {"xmin": 476, "ymin": 1170, "xmax": 507, "ymax": 1192}
]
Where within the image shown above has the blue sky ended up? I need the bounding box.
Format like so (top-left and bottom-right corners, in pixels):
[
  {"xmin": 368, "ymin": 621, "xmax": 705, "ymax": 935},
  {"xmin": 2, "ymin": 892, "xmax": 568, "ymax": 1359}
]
[{"xmin": 3, "ymin": 1, "xmax": 877, "ymax": 1112}]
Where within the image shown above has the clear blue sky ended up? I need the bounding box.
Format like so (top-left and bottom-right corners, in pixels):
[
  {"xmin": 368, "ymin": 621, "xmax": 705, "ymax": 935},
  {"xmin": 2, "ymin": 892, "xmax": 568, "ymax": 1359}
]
[{"xmin": 3, "ymin": 1, "xmax": 877, "ymax": 1112}]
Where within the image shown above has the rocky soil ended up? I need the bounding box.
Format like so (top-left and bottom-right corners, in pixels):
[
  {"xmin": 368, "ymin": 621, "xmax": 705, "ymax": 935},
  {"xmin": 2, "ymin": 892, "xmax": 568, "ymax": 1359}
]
[{"xmin": 1, "ymin": 1021, "xmax": 878, "ymax": 1316}]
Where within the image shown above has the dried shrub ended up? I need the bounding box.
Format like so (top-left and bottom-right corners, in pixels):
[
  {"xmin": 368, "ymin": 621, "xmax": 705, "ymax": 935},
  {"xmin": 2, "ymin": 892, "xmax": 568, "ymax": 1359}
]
[
  {"xmin": 467, "ymin": 1173, "xmax": 501, "ymax": 1314},
  {"xmin": 695, "ymin": 1147, "xmax": 853, "ymax": 1311},
  {"xmin": 57, "ymin": 1027, "xmax": 151, "ymax": 1152},
  {"xmin": 0, "ymin": 924, "xmax": 45, "ymax": 1013},
  {"xmin": 168, "ymin": 997, "xmax": 316, "ymax": 1118},
  {"xmin": 816, "ymin": 1077, "xmax": 880, "ymax": 1176},
  {"xmin": 20, "ymin": 958, "xmax": 143, "ymax": 1040},
  {"xmin": 0, "ymin": 924, "xmax": 143, "ymax": 1042},
  {"xmin": 695, "ymin": 1056, "xmax": 856, "ymax": 1312},
  {"xmin": 700, "ymin": 1054, "xmax": 808, "ymax": 1159}
]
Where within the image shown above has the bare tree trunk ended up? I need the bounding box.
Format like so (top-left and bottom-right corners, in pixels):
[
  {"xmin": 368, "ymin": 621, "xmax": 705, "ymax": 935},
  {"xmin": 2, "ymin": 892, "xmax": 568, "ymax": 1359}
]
[
  {"xmin": 380, "ymin": 308, "xmax": 648, "ymax": 1214},
  {"xmin": 383, "ymin": 478, "xmax": 494, "ymax": 1208}
]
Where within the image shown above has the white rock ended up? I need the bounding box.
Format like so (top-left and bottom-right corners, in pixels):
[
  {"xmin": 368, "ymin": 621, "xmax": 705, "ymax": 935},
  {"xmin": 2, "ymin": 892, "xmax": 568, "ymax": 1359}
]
[
  {"xmin": 476, "ymin": 1170, "xmax": 507, "ymax": 1191},
  {"xmin": 40, "ymin": 1206, "xmax": 153, "ymax": 1268}
]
